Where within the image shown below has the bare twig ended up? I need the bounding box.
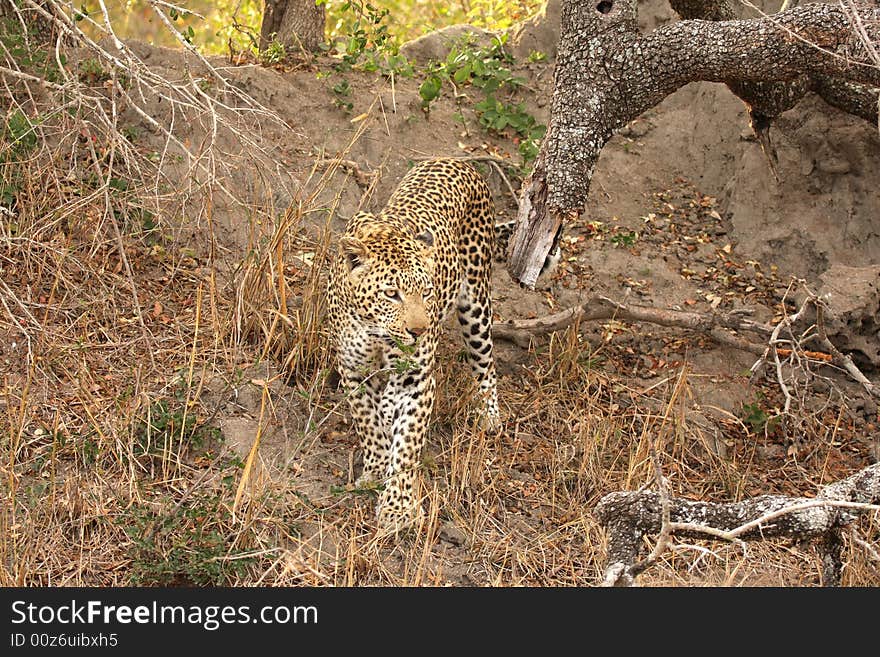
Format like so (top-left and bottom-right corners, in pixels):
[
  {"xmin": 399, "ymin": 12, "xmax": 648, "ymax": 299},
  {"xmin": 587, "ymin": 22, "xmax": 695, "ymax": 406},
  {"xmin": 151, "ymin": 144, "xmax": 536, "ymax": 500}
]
[{"xmin": 850, "ymin": 527, "xmax": 880, "ymax": 563}]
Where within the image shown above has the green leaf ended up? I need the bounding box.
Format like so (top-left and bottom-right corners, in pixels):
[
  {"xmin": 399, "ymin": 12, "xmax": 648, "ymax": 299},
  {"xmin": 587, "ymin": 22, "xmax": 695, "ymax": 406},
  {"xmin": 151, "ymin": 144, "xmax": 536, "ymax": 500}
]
[
  {"xmin": 109, "ymin": 177, "xmax": 129, "ymax": 192},
  {"xmin": 419, "ymin": 75, "xmax": 442, "ymax": 103},
  {"xmin": 481, "ymin": 78, "xmax": 500, "ymax": 94},
  {"xmin": 473, "ymin": 97, "xmax": 494, "ymax": 113},
  {"xmin": 453, "ymin": 63, "xmax": 472, "ymax": 84}
]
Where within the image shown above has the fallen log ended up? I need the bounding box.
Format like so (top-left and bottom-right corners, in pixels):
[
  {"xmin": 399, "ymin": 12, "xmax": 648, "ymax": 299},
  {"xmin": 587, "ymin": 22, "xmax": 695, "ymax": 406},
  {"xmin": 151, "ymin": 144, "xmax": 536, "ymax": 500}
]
[{"xmin": 595, "ymin": 462, "xmax": 880, "ymax": 586}]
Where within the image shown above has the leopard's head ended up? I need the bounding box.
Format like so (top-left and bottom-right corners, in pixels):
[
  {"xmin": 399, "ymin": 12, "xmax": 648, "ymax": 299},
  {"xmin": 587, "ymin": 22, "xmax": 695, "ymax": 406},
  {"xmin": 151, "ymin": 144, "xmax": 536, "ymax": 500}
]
[{"xmin": 338, "ymin": 215, "xmax": 436, "ymax": 347}]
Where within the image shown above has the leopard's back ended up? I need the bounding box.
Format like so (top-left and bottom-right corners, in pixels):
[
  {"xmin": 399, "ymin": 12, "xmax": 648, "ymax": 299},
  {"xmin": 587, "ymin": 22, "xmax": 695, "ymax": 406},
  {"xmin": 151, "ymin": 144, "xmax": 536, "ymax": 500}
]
[{"xmin": 380, "ymin": 159, "xmax": 495, "ymax": 316}]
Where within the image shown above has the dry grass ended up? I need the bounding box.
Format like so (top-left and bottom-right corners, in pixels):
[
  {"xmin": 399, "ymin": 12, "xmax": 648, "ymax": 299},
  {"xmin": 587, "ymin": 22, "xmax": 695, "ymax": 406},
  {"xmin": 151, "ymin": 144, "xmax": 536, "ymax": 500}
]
[
  {"xmin": 3, "ymin": 159, "xmax": 878, "ymax": 585},
  {"xmin": 2, "ymin": 4, "xmax": 877, "ymax": 588}
]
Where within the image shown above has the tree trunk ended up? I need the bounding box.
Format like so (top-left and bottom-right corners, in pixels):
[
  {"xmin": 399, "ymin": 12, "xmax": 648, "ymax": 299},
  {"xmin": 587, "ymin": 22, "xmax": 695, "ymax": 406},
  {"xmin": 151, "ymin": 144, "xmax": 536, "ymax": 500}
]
[
  {"xmin": 506, "ymin": 0, "xmax": 880, "ymax": 288},
  {"xmin": 260, "ymin": 0, "xmax": 326, "ymax": 54}
]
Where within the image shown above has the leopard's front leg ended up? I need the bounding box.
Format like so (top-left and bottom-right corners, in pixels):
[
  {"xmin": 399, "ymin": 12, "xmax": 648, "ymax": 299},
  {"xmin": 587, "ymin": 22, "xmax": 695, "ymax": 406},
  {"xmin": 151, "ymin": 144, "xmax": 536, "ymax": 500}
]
[
  {"xmin": 376, "ymin": 348, "xmax": 437, "ymax": 531},
  {"xmin": 337, "ymin": 363, "xmax": 392, "ymax": 488}
]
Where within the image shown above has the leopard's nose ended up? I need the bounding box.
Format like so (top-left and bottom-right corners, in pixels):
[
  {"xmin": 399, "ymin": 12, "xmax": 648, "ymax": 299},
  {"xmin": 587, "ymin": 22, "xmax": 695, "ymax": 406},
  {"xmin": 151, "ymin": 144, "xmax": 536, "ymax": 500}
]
[{"xmin": 408, "ymin": 327, "xmax": 426, "ymax": 339}]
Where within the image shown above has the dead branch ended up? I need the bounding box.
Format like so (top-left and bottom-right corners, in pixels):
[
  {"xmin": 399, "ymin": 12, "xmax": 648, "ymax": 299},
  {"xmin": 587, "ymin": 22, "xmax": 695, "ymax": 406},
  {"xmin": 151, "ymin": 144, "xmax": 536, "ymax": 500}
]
[
  {"xmin": 752, "ymin": 291, "xmax": 814, "ymax": 415},
  {"xmin": 595, "ymin": 462, "xmax": 880, "ymax": 586},
  {"xmin": 493, "ymin": 284, "xmax": 879, "ymax": 406},
  {"xmin": 746, "ymin": 281, "xmax": 880, "ymax": 402},
  {"xmin": 816, "ymin": 302, "xmax": 879, "ymax": 399},
  {"xmin": 7, "ymin": 0, "xmax": 298, "ymax": 207},
  {"xmin": 492, "ymin": 295, "xmax": 771, "ymax": 349}
]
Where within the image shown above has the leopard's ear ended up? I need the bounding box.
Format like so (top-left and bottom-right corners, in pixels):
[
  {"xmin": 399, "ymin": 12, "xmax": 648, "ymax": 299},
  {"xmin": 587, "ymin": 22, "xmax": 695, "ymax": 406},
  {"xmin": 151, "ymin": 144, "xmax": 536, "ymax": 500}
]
[
  {"xmin": 415, "ymin": 229, "xmax": 436, "ymax": 271},
  {"xmin": 340, "ymin": 236, "xmax": 370, "ymax": 281},
  {"xmin": 415, "ymin": 228, "xmax": 434, "ymax": 249}
]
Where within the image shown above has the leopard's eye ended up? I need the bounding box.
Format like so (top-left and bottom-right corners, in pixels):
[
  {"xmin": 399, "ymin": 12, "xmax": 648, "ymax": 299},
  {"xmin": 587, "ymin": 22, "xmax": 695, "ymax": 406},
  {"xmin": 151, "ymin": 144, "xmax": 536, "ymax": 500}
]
[
  {"xmin": 384, "ymin": 288, "xmax": 402, "ymax": 302},
  {"xmin": 422, "ymin": 287, "xmax": 435, "ymax": 300}
]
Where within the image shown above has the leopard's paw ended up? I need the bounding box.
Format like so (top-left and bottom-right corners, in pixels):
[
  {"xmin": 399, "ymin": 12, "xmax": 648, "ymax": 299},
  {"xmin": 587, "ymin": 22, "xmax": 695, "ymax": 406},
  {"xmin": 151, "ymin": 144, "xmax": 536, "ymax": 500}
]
[
  {"xmin": 478, "ymin": 410, "xmax": 503, "ymax": 435},
  {"xmin": 376, "ymin": 493, "xmax": 422, "ymax": 534}
]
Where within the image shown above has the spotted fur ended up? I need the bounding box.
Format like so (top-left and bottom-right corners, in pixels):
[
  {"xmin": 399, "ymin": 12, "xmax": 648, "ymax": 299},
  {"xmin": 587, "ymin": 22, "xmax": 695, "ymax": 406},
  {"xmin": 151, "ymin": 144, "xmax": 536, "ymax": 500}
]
[{"xmin": 327, "ymin": 159, "xmax": 501, "ymax": 530}]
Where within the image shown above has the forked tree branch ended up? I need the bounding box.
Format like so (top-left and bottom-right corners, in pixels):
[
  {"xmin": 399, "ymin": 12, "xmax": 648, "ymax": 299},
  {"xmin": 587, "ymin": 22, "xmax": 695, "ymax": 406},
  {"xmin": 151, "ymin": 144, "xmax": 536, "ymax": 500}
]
[{"xmin": 507, "ymin": 0, "xmax": 880, "ymax": 287}]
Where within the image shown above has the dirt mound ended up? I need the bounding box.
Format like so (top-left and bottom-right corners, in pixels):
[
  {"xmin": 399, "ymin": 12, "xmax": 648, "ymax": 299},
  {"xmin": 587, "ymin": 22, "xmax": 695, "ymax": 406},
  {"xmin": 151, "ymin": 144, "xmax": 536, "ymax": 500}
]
[{"xmin": 119, "ymin": 4, "xmax": 880, "ymax": 294}]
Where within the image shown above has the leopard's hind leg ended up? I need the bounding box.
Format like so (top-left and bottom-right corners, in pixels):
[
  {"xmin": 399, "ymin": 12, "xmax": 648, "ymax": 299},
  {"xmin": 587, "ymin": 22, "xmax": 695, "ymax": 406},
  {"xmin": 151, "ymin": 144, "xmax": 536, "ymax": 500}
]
[{"xmin": 455, "ymin": 202, "xmax": 501, "ymax": 433}]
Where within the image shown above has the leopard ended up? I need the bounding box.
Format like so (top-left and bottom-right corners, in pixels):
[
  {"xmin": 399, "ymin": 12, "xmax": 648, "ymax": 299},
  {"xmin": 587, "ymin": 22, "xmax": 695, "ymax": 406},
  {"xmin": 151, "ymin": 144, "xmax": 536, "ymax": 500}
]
[{"xmin": 327, "ymin": 158, "xmax": 501, "ymax": 531}]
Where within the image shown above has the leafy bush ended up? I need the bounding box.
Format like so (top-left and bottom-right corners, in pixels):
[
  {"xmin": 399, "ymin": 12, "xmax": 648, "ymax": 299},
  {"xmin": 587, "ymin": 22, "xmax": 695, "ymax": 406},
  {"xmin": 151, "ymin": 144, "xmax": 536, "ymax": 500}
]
[{"xmin": 420, "ymin": 35, "xmax": 546, "ymax": 164}]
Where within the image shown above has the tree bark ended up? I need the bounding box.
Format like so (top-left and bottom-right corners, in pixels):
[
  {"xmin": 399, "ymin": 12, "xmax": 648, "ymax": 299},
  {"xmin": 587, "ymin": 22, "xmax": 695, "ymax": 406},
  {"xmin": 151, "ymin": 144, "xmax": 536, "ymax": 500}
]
[
  {"xmin": 672, "ymin": 0, "xmax": 880, "ymax": 142},
  {"xmin": 260, "ymin": 0, "xmax": 326, "ymax": 54},
  {"xmin": 595, "ymin": 462, "xmax": 880, "ymax": 586},
  {"xmin": 506, "ymin": 0, "xmax": 880, "ymax": 288}
]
